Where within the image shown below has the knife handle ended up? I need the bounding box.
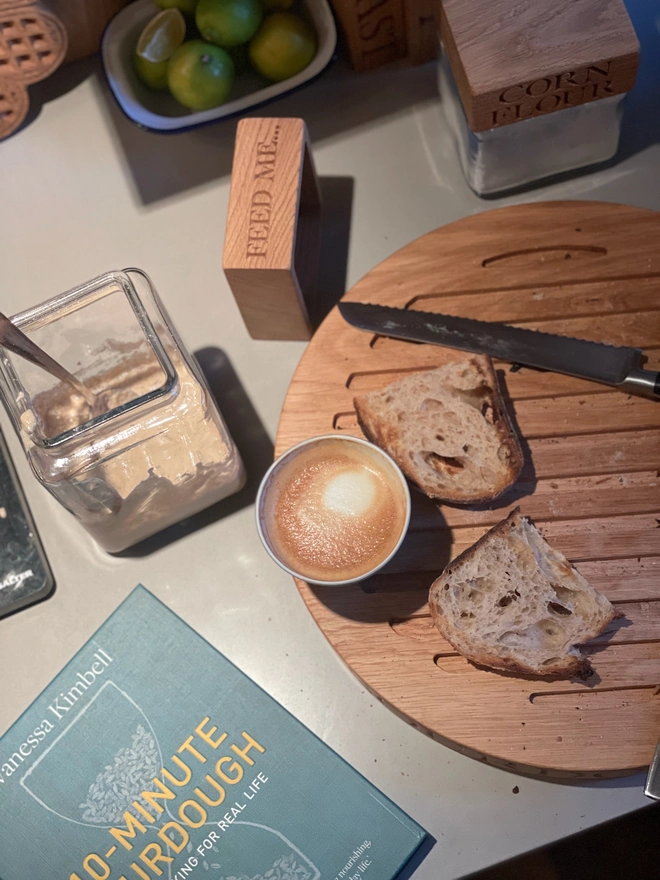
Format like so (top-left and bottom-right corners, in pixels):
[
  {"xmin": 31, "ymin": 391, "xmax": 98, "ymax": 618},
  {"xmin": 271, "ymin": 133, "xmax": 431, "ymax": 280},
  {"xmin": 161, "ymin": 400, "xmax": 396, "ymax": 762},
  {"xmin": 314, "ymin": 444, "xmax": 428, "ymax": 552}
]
[{"xmin": 618, "ymin": 368, "xmax": 660, "ymax": 400}]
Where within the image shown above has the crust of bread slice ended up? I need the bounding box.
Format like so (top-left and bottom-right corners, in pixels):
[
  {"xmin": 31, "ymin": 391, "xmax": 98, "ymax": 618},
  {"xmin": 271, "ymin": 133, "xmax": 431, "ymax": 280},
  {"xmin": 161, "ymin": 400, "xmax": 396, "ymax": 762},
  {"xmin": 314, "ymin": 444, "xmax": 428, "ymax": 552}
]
[
  {"xmin": 428, "ymin": 509, "xmax": 617, "ymax": 679},
  {"xmin": 354, "ymin": 355, "xmax": 523, "ymax": 504}
]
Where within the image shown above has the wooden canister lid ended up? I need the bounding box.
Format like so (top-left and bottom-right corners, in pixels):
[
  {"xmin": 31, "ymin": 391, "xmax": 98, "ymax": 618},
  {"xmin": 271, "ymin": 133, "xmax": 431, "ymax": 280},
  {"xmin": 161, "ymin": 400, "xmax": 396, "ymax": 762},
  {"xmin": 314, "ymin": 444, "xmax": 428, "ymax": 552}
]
[{"xmin": 439, "ymin": 0, "xmax": 640, "ymax": 132}]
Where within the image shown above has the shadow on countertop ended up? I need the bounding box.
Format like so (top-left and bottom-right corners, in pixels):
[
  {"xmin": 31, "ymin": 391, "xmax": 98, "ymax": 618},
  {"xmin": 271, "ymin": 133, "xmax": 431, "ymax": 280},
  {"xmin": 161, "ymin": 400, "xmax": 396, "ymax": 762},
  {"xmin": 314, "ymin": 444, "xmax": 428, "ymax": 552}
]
[
  {"xmin": 462, "ymin": 801, "xmax": 660, "ymax": 880},
  {"xmin": 617, "ymin": 0, "xmax": 660, "ymax": 164},
  {"xmin": 16, "ymin": 46, "xmax": 437, "ymax": 206},
  {"xmin": 93, "ymin": 52, "xmax": 439, "ymax": 205}
]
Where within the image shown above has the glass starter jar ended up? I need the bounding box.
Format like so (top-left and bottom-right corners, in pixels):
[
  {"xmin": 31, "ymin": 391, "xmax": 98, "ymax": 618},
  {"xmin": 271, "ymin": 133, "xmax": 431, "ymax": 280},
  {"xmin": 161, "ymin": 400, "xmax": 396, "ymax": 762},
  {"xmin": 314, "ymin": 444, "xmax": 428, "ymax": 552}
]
[{"xmin": 0, "ymin": 270, "xmax": 245, "ymax": 552}]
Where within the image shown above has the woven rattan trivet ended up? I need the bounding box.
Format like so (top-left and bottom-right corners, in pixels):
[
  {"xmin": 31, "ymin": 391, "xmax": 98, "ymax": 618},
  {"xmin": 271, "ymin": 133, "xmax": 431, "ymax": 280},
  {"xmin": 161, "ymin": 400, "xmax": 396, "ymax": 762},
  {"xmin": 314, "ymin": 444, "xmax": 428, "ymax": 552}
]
[{"xmin": 0, "ymin": 0, "xmax": 66, "ymax": 138}]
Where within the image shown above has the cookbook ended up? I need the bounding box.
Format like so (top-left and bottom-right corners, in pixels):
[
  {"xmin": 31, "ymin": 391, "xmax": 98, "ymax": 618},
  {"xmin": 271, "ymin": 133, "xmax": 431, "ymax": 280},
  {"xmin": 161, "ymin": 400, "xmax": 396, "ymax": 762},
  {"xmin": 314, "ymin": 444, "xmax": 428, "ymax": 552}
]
[{"xmin": 0, "ymin": 585, "xmax": 426, "ymax": 879}]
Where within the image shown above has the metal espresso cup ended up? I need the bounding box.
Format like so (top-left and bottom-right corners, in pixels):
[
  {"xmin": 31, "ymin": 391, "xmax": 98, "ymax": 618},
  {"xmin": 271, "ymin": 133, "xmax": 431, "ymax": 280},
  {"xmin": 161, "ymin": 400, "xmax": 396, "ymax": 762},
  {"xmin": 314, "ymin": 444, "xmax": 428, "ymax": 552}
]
[{"xmin": 256, "ymin": 434, "xmax": 411, "ymax": 586}]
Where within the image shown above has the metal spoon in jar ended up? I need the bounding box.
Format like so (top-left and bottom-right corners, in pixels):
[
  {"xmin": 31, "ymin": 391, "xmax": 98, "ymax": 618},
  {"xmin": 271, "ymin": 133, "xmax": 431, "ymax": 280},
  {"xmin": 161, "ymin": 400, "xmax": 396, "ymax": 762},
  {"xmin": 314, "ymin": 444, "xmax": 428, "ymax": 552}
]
[{"xmin": 0, "ymin": 311, "xmax": 98, "ymax": 409}]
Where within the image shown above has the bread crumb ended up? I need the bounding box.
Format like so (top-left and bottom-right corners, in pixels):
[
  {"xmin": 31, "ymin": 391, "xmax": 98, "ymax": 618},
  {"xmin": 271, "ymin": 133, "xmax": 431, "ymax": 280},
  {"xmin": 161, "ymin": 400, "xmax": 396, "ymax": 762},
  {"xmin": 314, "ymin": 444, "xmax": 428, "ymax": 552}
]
[{"xmin": 512, "ymin": 786, "xmax": 519, "ymax": 794}]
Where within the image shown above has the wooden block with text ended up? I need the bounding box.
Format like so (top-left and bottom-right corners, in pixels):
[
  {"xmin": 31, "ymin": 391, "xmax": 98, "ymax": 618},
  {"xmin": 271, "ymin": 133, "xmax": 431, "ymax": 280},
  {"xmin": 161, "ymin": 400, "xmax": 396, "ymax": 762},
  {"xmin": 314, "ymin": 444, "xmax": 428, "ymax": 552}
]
[
  {"xmin": 440, "ymin": 0, "xmax": 639, "ymax": 132},
  {"xmin": 404, "ymin": 0, "xmax": 438, "ymax": 66},
  {"xmin": 223, "ymin": 118, "xmax": 322, "ymax": 341},
  {"xmin": 329, "ymin": 0, "xmax": 406, "ymax": 72}
]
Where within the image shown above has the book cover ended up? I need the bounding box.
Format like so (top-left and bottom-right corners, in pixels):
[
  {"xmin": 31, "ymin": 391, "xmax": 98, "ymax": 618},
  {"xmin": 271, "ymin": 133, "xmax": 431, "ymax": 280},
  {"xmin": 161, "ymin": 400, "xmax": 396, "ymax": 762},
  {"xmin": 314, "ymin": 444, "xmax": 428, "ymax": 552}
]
[{"xmin": 0, "ymin": 586, "xmax": 427, "ymax": 879}]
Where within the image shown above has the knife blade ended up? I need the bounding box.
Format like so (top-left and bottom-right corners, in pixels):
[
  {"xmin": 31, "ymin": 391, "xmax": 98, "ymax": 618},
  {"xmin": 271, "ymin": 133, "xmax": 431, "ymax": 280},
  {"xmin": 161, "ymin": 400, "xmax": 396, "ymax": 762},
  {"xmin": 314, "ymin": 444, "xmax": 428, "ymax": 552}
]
[
  {"xmin": 338, "ymin": 302, "xmax": 660, "ymax": 399},
  {"xmin": 645, "ymin": 742, "xmax": 660, "ymax": 801}
]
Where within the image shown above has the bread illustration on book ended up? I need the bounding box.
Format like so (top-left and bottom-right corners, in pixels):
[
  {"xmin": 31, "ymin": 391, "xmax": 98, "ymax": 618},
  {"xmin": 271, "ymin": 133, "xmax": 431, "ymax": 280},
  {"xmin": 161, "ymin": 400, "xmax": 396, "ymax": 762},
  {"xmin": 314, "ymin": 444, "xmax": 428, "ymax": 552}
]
[
  {"xmin": 429, "ymin": 509, "xmax": 617, "ymax": 679},
  {"xmin": 353, "ymin": 355, "xmax": 523, "ymax": 504}
]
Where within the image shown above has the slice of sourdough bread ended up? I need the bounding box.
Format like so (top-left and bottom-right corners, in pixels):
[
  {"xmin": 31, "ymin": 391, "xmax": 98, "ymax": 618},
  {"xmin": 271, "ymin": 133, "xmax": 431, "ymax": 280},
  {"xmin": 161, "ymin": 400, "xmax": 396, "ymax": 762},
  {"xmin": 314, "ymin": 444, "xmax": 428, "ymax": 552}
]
[
  {"xmin": 429, "ymin": 509, "xmax": 616, "ymax": 678},
  {"xmin": 353, "ymin": 356, "xmax": 523, "ymax": 504}
]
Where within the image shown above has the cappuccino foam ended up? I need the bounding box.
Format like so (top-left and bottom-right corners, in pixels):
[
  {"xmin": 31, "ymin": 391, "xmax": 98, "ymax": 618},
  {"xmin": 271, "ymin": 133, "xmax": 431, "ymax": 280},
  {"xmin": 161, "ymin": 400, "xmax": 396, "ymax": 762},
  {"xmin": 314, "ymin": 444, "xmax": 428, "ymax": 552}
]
[{"xmin": 262, "ymin": 439, "xmax": 407, "ymax": 582}]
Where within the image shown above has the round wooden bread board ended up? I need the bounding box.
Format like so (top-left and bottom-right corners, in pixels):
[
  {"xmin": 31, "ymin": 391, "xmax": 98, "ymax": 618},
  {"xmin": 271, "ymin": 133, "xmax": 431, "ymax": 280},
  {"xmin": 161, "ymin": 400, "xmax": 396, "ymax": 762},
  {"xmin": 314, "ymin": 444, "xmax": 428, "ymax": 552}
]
[{"xmin": 275, "ymin": 201, "xmax": 660, "ymax": 779}]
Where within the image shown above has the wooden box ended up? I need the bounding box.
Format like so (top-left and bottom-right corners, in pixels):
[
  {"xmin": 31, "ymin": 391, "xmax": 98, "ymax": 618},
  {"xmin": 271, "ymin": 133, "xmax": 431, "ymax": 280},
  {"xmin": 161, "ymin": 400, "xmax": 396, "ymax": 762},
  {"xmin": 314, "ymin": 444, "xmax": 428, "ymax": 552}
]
[
  {"xmin": 329, "ymin": 0, "xmax": 406, "ymax": 72},
  {"xmin": 404, "ymin": 0, "xmax": 438, "ymax": 66},
  {"xmin": 439, "ymin": 0, "xmax": 640, "ymax": 131},
  {"xmin": 223, "ymin": 118, "xmax": 322, "ymax": 341},
  {"xmin": 44, "ymin": 0, "xmax": 133, "ymax": 63}
]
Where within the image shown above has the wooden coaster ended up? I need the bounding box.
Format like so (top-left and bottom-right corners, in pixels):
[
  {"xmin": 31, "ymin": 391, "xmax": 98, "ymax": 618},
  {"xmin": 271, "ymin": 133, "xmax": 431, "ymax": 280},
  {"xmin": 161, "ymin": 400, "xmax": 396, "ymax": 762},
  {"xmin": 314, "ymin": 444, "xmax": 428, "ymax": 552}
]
[
  {"xmin": 0, "ymin": 75, "xmax": 28, "ymax": 138},
  {"xmin": 0, "ymin": 1, "xmax": 66, "ymax": 139},
  {"xmin": 0, "ymin": 3, "xmax": 67, "ymax": 84},
  {"xmin": 276, "ymin": 201, "xmax": 660, "ymax": 779}
]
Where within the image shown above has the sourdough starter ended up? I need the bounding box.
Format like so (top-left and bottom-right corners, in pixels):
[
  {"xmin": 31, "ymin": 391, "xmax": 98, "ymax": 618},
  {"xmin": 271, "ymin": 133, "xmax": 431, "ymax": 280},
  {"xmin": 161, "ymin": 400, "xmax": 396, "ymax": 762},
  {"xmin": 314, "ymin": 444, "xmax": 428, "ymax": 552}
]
[{"xmin": 27, "ymin": 342, "xmax": 245, "ymax": 552}]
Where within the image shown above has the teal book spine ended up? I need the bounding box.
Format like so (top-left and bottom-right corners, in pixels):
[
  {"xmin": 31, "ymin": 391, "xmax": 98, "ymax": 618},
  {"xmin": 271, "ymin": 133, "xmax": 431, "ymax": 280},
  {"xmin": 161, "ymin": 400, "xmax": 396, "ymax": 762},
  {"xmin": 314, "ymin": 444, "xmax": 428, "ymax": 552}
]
[{"xmin": 0, "ymin": 586, "xmax": 426, "ymax": 880}]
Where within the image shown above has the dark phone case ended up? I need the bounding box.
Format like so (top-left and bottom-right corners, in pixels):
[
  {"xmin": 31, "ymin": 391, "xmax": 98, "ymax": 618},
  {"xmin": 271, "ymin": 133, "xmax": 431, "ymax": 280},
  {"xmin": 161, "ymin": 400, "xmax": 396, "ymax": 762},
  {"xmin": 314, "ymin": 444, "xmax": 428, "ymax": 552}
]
[{"xmin": 0, "ymin": 430, "xmax": 54, "ymax": 617}]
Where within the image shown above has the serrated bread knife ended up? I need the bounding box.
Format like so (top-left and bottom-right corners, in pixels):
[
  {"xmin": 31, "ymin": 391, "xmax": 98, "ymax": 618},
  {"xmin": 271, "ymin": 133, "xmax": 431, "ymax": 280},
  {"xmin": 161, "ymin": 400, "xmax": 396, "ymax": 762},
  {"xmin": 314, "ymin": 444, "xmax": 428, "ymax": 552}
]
[
  {"xmin": 337, "ymin": 302, "xmax": 660, "ymax": 400},
  {"xmin": 646, "ymin": 742, "xmax": 660, "ymax": 801}
]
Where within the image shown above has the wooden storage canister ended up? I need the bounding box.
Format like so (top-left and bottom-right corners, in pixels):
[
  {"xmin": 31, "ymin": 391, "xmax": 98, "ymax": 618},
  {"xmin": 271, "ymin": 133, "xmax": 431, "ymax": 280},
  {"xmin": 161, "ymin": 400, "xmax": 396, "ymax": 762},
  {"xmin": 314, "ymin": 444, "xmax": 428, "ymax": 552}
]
[
  {"xmin": 44, "ymin": 0, "xmax": 133, "ymax": 63},
  {"xmin": 438, "ymin": 0, "xmax": 640, "ymax": 195}
]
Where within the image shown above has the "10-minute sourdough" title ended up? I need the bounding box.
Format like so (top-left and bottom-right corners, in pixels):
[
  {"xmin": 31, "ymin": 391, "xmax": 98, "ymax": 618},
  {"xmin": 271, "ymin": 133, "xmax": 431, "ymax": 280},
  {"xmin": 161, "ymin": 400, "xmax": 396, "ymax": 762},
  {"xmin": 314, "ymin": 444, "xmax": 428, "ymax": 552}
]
[{"xmin": 71, "ymin": 716, "xmax": 267, "ymax": 880}]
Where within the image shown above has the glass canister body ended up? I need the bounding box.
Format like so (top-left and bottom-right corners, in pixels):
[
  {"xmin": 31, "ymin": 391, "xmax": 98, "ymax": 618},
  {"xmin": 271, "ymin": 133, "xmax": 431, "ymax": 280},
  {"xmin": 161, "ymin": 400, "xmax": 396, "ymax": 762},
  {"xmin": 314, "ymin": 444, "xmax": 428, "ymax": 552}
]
[
  {"xmin": 439, "ymin": 46, "xmax": 627, "ymax": 196},
  {"xmin": 0, "ymin": 270, "xmax": 245, "ymax": 552}
]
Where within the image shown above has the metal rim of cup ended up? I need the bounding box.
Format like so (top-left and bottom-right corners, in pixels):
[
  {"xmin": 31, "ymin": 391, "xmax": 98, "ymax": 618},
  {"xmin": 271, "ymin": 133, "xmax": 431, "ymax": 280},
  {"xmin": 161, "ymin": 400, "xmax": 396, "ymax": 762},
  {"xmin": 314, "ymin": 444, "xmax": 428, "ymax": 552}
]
[{"xmin": 255, "ymin": 433, "xmax": 412, "ymax": 587}]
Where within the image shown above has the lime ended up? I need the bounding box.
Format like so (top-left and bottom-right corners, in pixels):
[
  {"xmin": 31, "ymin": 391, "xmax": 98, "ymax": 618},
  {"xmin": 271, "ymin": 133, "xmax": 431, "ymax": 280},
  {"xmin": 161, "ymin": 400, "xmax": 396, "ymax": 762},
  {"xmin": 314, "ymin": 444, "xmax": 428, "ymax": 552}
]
[
  {"xmin": 136, "ymin": 8, "xmax": 187, "ymax": 63},
  {"xmin": 155, "ymin": 0, "xmax": 199, "ymax": 14},
  {"xmin": 249, "ymin": 12, "xmax": 316, "ymax": 82},
  {"xmin": 167, "ymin": 40, "xmax": 235, "ymax": 110},
  {"xmin": 263, "ymin": 0, "xmax": 294, "ymax": 8},
  {"xmin": 195, "ymin": 0, "xmax": 263, "ymax": 48},
  {"xmin": 134, "ymin": 54, "xmax": 169, "ymax": 89}
]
